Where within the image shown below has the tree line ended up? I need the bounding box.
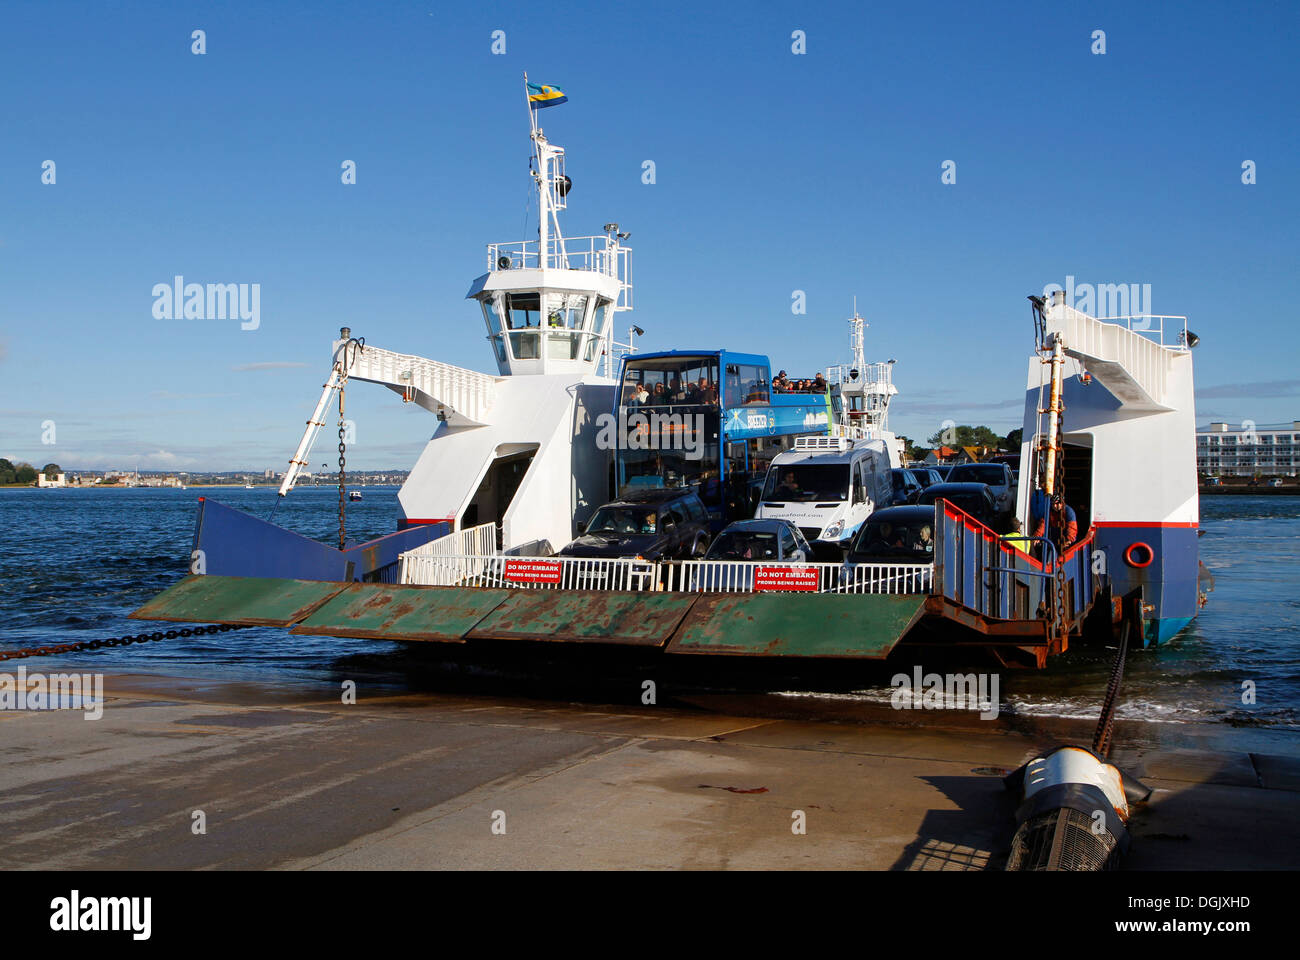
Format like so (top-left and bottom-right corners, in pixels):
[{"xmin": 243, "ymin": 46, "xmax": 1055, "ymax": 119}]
[
  {"xmin": 0, "ymin": 460, "xmax": 62, "ymax": 485},
  {"xmin": 901, "ymin": 426, "xmax": 1023, "ymax": 462}
]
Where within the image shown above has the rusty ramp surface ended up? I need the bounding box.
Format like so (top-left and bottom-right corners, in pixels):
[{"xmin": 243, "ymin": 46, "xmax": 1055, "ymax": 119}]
[
  {"xmin": 129, "ymin": 575, "xmax": 350, "ymax": 627},
  {"xmin": 666, "ymin": 593, "xmax": 927, "ymax": 658},
  {"xmin": 291, "ymin": 584, "xmax": 511, "ymax": 643},
  {"xmin": 466, "ymin": 590, "xmax": 697, "ymax": 646}
]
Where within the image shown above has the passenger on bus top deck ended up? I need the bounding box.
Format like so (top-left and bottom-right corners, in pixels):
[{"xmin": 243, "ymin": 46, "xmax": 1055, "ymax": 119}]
[
  {"xmin": 813, "ymin": 373, "xmax": 826, "ymax": 392},
  {"xmin": 651, "ymin": 383, "xmax": 666, "ymax": 404},
  {"xmin": 634, "ymin": 383, "xmax": 649, "ymax": 404}
]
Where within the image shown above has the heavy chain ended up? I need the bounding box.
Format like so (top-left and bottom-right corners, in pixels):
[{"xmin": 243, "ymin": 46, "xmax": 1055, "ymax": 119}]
[
  {"xmin": 338, "ymin": 376, "xmax": 347, "ymax": 551},
  {"xmin": 0, "ymin": 623, "xmax": 247, "ymax": 663},
  {"xmin": 335, "ymin": 336, "xmax": 365, "ymax": 552}
]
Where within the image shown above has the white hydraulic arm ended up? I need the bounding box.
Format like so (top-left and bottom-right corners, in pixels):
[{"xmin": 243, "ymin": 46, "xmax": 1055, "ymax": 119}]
[{"xmin": 278, "ymin": 359, "xmax": 347, "ymax": 497}]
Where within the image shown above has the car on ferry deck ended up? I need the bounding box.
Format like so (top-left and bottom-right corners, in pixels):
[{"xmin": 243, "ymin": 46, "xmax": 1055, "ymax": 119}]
[
  {"xmin": 689, "ymin": 518, "xmax": 813, "ymax": 591},
  {"xmin": 889, "ymin": 468, "xmax": 924, "ymax": 505},
  {"xmin": 834, "ymin": 504, "xmax": 939, "ymax": 594},
  {"xmin": 912, "ymin": 466, "xmax": 944, "ymax": 489},
  {"xmin": 705, "ymin": 518, "xmax": 812, "ymax": 563},
  {"xmin": 844, "ymin": 505, "xmax": 937, "ymax": 563},
  {"xmin": 557, "ymin": 488, "xmax": 711, "ymax": 561},
  {"xmin": 915, "ymin": 481, "xmax": 999, "ymax": 528},
  {"xmin": 944, "ymin": 462, "xmax": 1016, "ymax": 517}
]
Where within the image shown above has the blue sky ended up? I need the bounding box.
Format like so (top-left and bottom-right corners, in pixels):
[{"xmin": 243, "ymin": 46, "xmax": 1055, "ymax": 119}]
[{"xmin": 2, "ymin": 0, "xmax": 1297, "ymax": 471}]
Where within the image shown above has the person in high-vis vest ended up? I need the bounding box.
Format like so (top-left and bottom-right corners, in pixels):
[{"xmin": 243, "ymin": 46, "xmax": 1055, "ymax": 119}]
[{"xmin": 1004, "ymin": 517, "xmax": 1032, "ymax": 553}]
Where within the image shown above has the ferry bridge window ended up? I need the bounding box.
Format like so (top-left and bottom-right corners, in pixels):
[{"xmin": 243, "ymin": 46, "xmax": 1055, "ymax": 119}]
[
  {"xmin": 480, "ymin": 298, "xmax": 508, "ymax": 364},
  {"xmin": 505, "ymin": 292, "xmax": 541, "ymax": 329},
  {"xmin": 543, "ymin": 294, "xmax": 589, "ymax": 329},
  {"xmin": 724, "ymin": 363, "xmax": 770, "ymax": 406},
  {"xmin": 621, "ymin": 357, "xmax": 720, "ymax": 406}
]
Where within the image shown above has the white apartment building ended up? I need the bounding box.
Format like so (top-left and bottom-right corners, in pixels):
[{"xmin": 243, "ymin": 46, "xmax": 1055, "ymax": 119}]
[{"xmin": 1197, "ymin": 420, "xmax": 1300, "ymax": 476}]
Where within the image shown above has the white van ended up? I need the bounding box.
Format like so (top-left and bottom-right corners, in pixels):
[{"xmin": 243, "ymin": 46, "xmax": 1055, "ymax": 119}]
[{"xmin": 755, "ymin": 437, "xmax": 893, "ymax": 551}]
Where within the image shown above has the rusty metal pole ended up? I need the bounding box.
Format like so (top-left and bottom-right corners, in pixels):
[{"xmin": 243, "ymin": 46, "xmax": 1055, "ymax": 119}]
[{"xmin": 1042, "ymin": 334, "xmax": 1065, "ymax": 497}]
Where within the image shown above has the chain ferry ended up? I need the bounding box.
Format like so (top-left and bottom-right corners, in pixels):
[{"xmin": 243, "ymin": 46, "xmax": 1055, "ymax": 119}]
[{"xmin": 133, "ymin": 83, "xmax": 1210, "ymax": 668}]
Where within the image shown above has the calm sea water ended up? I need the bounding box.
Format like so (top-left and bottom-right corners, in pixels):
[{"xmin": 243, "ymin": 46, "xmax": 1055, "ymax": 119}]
[{"xmin": 2, "ymin": 487, "xmax": 1297, "ymax": 748}]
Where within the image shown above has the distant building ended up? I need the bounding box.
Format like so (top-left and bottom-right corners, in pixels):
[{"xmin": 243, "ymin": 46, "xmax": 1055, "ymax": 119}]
[
  {"xmin": 1197, "ymin": 420, "xmax": 1299, "ymax": 477},
  {"xmin": 924, "ymin": 446, "xmax": 959, "ymax": 464},
  {"xmin": 37, "ymin": 472, "xmax": 66, "ymax": 488}
]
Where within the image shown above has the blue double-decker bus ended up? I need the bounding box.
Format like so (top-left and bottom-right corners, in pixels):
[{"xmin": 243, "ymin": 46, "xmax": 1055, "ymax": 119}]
[{"xmin": 614, "ymin": 349, "xmax": 833, "ymax": 527}]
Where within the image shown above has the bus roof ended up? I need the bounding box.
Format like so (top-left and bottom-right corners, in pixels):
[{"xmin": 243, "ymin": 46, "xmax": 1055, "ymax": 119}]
[{"xmin": 621, "ymin": 349, "xmax": 771, "ymax": 368}]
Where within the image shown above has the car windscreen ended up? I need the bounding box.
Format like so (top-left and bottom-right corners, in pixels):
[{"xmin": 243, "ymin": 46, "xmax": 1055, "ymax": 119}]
[
  {"xmin": 947, "ymin": 465, "xmax": 1006, "ymax": 484},
  {"xmin": 586, "ymin": 506, "xmax": 659, "ymax": 535},
  {"xmin": 708, "ymin": 531, "xmax": 779, "ymax": 560},
  {"xmin": 762, "ymin": 464, "xmax": 849, "ymax": 502},
  {"xmin": 849, "ymin": 518, "xmax": 935, "ymax": 560}
]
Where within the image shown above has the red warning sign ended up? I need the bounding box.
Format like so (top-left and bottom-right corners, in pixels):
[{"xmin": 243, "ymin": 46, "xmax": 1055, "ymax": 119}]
[
  {"xmin": 503, "ymin": 559, "xmax": 563, "ymax": 584},
  {"xmin": 753, "ymin": 566, "xmax": 819, "ymax": 592}
]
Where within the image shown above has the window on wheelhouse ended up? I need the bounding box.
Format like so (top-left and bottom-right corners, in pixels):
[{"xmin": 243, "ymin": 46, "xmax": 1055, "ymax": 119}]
[{"xmin": 480, "ymin": 297, "xmax": 508, "ymax": 364}]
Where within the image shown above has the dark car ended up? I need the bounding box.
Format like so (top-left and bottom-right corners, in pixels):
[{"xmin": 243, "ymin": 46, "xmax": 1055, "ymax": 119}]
[
  {"xmin": 845, "ymin": 505, "xmax": 937, "ymax": 563},
  {"xmin": 691, "ymin": 519, "xmax": 813, "ymax": 590},
  {"xmin": 889, "ymin": 468, "xmax": 924, "ymax": 505},
  {"xmin": 915, "ymin": 482, "xmax": 998, "ymax": 527},
  {"xmin": 929, "ymin": 463, "xmax": 955, "ymax": 480},
  {"xmin": 912, "ymin": 467, "xmax": 944, "ymax": 489},
  {"xmin": 705, "ymin": 518, "xmax": 812, "ymax": 562},
  {"xmin": 559, "ymin": 489, "xmax": 711, "ymax": 560}
]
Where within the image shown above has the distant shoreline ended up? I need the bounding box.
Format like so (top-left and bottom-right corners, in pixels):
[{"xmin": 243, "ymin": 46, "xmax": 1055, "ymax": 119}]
[{"xmin": 1199, "ymin": 487, "xmax": 1299, "ymax": 496}]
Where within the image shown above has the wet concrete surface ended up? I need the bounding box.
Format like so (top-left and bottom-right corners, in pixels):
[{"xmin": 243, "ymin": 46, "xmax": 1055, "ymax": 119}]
[{"xmin": 1, "ymin": 670, "xmax": 1297, "ymax": 870}]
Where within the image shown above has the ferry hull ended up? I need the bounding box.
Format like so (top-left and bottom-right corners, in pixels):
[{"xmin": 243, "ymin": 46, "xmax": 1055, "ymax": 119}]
[{"xmin": 1094, "ymin": 523, "xmax": 1200, "ymax": 647}]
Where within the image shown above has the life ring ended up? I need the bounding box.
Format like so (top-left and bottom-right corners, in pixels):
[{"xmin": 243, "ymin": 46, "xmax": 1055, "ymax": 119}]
[{"xmin": 1124, "ymin": 542, "xmax": 1154, "ymax": 568}]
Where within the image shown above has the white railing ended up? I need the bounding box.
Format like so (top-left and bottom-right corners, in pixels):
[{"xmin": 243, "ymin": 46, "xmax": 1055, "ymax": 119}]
[
  {"xmin": 488, "ymin": 236, "xmax": 620, "ymax": 276},
  {"xmin": 1093, "ymin": 314, "xmax": 1190, "ymax": 350},
  {"xmin": 486, "ymin": 237, "xmax": 633, "ymax": 311},
  {"xmin": 401, "ymin": 553, "xmax": 657, "ymax": 590},
  {"xmin": 343, "ymin": 341, "xmax": 499, "ymax": 425},
  {"xmin": 1047, "ymin": 306, "xmax": 1180, "ymax": 408},
  {"xmin": 402, "ymin": 522, "xmax": 498, "ymax": 559},
  {"xmin": 401, "ymin": 553, "xmax": 933, "ymax": 596},
  {"xmin": 667, "ymin": 560, "xmax": 931, "ymax": 594}
]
